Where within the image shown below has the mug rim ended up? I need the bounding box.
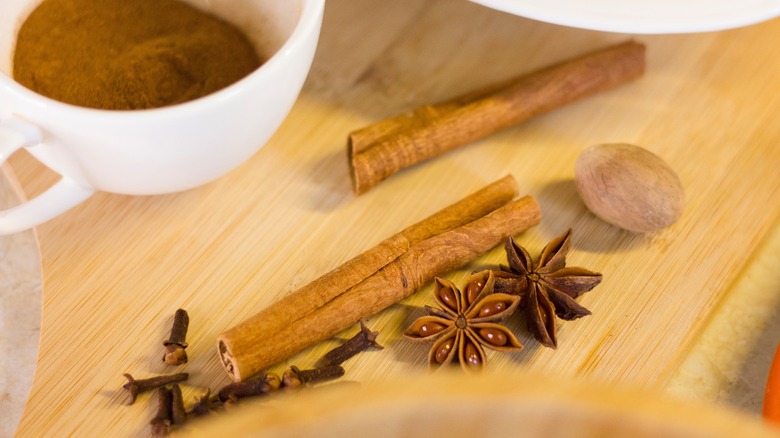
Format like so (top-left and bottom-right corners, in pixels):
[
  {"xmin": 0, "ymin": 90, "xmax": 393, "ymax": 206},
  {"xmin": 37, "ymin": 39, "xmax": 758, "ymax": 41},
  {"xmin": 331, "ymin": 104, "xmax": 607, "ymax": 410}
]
[{"xmin": 0, "ymin": 0, "xmax": 325, "ymax": 120}]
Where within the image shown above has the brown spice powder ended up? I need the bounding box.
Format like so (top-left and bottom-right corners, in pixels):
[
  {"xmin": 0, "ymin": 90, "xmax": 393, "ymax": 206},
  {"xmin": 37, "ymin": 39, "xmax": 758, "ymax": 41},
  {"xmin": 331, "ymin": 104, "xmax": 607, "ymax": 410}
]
[{"xmin": 13, "ymin": 0, "xmax": 262, "ymax": 110}]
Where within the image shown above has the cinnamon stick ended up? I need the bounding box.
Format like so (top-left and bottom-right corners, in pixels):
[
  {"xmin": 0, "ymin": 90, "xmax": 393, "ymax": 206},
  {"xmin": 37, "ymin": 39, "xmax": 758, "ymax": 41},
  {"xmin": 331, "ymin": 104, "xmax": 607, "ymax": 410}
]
[
  {"xmin": 217, "ymin": 176, "xmax": 517, "ymax": 374},
  {"xmin": 239, "ymin": 175, "xmax": 518, "ymax": 338},
  {"xmin": 349, "ymin": 40, "xmax": 646, "ymax": 194},
  {"xmin": 218, "ymin": 193, "xmax": 540, "ymax": 381}
]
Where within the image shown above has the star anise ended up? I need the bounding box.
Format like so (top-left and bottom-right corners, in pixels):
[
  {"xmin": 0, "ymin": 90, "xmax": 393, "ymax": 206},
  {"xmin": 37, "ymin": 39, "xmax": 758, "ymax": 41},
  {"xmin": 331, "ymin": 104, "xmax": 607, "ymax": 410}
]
[
  {"xmin": 493, "ymin": 229, "xmax": 602, "ymax": 349},
  {"xmin": 404, "ymin": 270, "xmax": 522, "ymax": 372}
]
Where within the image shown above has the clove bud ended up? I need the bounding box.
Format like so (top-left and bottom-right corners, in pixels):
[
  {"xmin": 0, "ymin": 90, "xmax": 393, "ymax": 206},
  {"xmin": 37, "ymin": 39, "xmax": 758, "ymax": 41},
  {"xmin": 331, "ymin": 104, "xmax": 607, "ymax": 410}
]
[
  {"xmin": 163, "ymin": 309, "xmax": 190, "ymax": 366},
  {"xmin": 320, "ymin": 320, "xmax": 383, "ymax": 366}
]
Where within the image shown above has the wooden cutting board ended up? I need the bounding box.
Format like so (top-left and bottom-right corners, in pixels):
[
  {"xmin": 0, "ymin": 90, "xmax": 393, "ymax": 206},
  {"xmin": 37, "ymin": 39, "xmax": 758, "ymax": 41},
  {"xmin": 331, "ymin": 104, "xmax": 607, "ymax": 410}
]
[{"xmin": 6, "ymin": 0, "xmax": 780, "ymax": 435}]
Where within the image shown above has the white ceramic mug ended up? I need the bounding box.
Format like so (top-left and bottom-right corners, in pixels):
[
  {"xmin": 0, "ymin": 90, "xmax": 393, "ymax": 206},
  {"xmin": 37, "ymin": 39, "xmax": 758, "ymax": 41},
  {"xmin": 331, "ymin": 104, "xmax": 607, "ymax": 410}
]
[{"xmin": 0, "ymin": 0, "xmax": 324, "ymax": 234}]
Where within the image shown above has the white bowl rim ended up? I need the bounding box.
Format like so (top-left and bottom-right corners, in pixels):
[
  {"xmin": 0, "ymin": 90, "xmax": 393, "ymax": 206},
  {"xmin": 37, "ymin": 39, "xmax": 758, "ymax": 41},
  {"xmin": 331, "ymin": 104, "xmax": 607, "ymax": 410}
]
[{"xmin": 468, "ymin": 0, "xmax": 780, "ymax": 34}]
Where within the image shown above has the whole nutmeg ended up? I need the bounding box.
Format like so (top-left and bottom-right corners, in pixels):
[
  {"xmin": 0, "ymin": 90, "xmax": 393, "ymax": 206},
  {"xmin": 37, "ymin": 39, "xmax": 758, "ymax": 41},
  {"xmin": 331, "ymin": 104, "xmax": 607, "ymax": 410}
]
[{"xmin": 574, "ymin": 143, "xmax": 684, "ymax": 233}]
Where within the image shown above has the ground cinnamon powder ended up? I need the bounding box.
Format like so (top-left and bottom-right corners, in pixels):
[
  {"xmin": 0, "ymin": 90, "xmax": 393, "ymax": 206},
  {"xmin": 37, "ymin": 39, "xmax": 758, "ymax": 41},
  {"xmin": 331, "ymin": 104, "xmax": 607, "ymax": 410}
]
[{"xmin": 13, "ymin": 0, "xmax": 262, "ymax": 110}]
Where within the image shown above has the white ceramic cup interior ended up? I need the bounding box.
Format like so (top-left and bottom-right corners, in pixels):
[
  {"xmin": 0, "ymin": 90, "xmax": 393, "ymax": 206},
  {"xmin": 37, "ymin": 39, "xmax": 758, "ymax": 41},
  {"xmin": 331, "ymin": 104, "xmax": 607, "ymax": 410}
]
[{"xmin": 0, "ymin": 0, "xmax": 324, "ymax": 234}]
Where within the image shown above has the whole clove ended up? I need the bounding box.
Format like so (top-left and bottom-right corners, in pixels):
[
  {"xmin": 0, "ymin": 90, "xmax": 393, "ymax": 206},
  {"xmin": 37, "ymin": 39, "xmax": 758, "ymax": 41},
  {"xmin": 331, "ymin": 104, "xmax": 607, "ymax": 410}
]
[
  {"xmin": 217, "ymin": 372, "xmax": 280, "ymax": 403},
  {"xmin": 170, "ymin": 384, "xmax": 187, "ymax": 426},
  {"xmin": 163, "ymin": 309, "xmax": 190, "ymax": 366},
  {"xmin": 320, "ymin": 320, "xmax": 383, "ymax": 366},
  {"xmin": 150, "ymin": 387, "xmax": 173, "ymax": 437},
  {"xmin": 188, "ymin": 391, "xmax": 219, "ymax": 417},
  {"xmin": 282, "ymin": 365, "xmax": 345, "ymax": 390},
  {"xmin": 122, "ymin": 373, "xmax": 189, "ymax": 405}
]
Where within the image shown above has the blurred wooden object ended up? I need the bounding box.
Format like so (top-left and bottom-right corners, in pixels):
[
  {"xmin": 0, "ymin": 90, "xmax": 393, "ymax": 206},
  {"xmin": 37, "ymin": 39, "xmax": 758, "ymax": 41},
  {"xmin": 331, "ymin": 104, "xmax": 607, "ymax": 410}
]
[{"xmin": 184, "ymin": 373, "xmax": 780, "ymax": 437}]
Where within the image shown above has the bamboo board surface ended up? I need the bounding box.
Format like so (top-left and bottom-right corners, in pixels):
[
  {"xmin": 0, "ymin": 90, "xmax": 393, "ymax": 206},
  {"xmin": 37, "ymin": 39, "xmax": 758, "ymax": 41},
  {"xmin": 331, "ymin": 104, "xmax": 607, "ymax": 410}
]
[{"xmin": 6, "ymin": 0, "xmax": 780, "ymax": 436}]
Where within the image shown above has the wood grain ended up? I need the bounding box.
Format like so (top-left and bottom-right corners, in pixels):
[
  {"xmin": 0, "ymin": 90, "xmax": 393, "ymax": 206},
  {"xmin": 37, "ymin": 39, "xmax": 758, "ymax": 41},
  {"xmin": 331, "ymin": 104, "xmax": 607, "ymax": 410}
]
[{"xmin": 7, "ymin": 0, "xmax": 780, "ymax": 435}]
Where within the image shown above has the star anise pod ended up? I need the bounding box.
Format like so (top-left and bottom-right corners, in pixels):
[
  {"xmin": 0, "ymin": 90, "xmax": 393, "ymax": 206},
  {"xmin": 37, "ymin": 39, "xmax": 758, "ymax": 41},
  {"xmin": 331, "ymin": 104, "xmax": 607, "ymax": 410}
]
[
  {"xmin": 493, "ymin": 229, "xmax": 602, "ymax": 349},
  {"xmin": 404, "ymin": 270, "xmax": 523, "ymax": 372}
]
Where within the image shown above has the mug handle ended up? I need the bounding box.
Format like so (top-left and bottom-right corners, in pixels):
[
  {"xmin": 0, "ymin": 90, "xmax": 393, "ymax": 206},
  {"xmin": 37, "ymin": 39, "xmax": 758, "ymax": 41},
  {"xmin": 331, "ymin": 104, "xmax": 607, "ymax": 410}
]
[{"xmin": 0, "ymin": 117, "xmax": 95, "ymax": 235}]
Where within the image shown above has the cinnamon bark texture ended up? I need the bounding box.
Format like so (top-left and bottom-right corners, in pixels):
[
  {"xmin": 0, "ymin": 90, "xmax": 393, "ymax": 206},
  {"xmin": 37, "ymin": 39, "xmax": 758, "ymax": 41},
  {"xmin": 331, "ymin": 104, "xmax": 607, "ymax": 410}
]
[
  {"xmin": 349, "ymin": 41, "xmax": 646, "ymax": 194},
  {"xmin": 218, "ymin": 184, "xmax": 540, "ymax": 381}
]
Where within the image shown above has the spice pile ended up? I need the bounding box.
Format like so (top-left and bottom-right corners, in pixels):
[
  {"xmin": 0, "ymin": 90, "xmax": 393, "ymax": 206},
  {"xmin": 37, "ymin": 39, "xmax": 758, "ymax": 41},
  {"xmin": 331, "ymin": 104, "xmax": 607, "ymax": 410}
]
[
  {"xmin": 217, "ymin": 175, "xmax": 541, "ymax": 380},
  {"xmin": 122, "ymin": 310, "xmax": 382, "ymax": 436},
  {"xmin": 405, "ymin": 230, "xmax": 602, "ymax": 371},
  {"xmin": 13, "ymin": 0, "xmax": 261, "ymax": 110},
  {"xmin": 82, "ymin": 32, "xmax": 693, "ymax": 430}
]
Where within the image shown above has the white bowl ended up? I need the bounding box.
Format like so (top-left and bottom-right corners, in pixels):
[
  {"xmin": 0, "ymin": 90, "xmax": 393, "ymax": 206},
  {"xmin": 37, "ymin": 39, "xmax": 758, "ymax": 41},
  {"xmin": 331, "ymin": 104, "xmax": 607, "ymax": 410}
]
[{"xmin": 0, "ymin": 0, "xmax": 325, "ymax": 234}]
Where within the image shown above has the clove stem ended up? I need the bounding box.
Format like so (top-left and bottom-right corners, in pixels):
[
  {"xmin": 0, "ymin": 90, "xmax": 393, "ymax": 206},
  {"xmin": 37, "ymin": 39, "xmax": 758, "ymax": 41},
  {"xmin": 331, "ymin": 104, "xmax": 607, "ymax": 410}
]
[
  {"xmin": 150, "ymin": 387, "xmax": 173, "ymax": 437},
  {"xmin": 218, "ymin": 372, "xmax": 279, "ymax": 403},
  {"xmin": 282, "ymin": 365, "xmax": 345, "ymax": 389},
  {"xmin": 123, "ymin": 373, "xmax": 188, "ymax": 405},
  {"xmin": 170, "ymin": 384, "xmax": 187, "ymax": 426},
  {"xmin": 321, "ymin": 320, "xmax": 383, "ymax": 366}
]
